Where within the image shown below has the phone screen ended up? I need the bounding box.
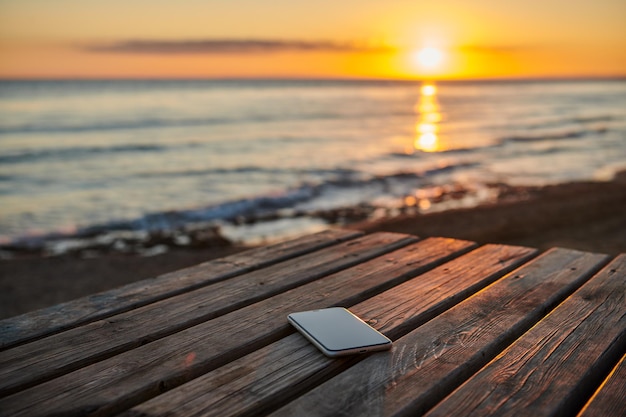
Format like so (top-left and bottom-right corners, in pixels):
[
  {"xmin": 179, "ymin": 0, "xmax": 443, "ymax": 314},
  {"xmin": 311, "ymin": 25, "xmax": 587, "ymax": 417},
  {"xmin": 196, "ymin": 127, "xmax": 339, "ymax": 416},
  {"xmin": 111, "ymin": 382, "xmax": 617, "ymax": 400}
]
[{"xmin": 288, "ymin": 307, "xmax": 391, "ymax": 356}]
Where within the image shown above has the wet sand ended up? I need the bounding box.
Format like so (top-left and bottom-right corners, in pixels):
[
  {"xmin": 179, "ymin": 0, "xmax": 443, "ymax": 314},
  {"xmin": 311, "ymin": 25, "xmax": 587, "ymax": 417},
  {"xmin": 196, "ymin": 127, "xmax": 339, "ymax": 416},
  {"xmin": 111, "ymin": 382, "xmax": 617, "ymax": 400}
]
[
  {"xmin": 1, "ymin": 174, "xmax": 625, "ymax": 319},
  {"xmin": 353, "ymin": 174, "xmax": 626, "ymax": 255}
]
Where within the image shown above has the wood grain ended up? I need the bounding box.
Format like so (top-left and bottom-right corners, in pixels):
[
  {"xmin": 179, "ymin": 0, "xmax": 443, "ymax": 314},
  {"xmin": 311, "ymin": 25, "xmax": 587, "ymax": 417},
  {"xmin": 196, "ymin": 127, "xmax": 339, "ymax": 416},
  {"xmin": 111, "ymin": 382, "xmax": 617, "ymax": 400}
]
[
  {"xmin": 0, "ymin": 234, "xmax": 461, "ymax": 416},
  {"xmin": 0, "ymin": 231, "xmax": 411, "ymax": 397},
  {"xmin": 120, "ymin": 242, "xmax": 533, "ymax": 417},
  {"xmin": 426, "ymin": 254, "xmax": 626, "ymax": 417},
  {"xmin": 580, "ymin": 353, "xmax": 626, "ymax": 417},
  {"xmin": 0, "ymin": 229, "xmax": 362, "ymax": 350},
  {"xmin": 269, "ymin": 248, "xmax": 608, "ymax": 417}
]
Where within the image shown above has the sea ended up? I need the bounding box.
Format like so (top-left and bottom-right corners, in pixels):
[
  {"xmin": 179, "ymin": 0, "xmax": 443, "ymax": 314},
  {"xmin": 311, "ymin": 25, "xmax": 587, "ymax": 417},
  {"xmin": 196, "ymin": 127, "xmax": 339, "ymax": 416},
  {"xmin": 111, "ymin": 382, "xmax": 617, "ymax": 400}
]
[{"xmin": 1, "ymin": 79, "xmax": 625, "ymax": 255}]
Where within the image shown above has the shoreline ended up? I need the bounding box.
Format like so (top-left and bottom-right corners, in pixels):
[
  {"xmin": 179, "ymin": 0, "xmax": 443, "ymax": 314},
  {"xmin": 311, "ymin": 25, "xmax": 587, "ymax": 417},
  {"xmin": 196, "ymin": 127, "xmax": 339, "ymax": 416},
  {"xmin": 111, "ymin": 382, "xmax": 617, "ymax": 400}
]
[
  {"xmin": 352, "ymin": 173, "xmax": 626, "ymax": 255},
  {"xmin": 1, "ymin": 173, "xmax": 625, "ymax": 319}
]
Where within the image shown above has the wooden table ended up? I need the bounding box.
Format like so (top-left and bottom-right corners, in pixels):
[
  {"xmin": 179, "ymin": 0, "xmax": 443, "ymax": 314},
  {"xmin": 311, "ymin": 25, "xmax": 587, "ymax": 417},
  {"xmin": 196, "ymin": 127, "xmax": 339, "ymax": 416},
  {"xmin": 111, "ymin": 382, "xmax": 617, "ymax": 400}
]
[{"xmin": 0, "ymin": 229, "xmax": 624, "ymax": 417}]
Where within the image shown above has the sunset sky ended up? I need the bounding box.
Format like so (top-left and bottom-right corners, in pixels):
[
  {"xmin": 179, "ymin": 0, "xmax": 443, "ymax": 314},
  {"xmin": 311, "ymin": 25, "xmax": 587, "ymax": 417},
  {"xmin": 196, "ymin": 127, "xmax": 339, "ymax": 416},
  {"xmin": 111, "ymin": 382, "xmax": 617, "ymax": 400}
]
[{"xmin": 1, "ymin": 0, "xmax": 625, "ymax": 79}]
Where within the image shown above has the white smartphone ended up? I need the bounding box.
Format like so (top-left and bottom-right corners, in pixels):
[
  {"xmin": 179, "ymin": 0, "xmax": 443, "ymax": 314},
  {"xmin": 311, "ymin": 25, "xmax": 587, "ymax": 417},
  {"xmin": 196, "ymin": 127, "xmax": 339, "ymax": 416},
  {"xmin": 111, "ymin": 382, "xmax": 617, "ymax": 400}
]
[{"xmin": 287, "ymin": 307, "xmax": 392, "ymax": 357}]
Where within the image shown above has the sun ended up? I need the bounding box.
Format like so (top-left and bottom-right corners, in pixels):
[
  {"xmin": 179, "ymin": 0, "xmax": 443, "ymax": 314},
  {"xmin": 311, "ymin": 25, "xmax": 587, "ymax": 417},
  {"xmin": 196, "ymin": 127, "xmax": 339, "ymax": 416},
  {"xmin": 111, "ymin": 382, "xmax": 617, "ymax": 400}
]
[{"xmin": 413, "ymin": 47, "xmax": 444, "ymax": 70}]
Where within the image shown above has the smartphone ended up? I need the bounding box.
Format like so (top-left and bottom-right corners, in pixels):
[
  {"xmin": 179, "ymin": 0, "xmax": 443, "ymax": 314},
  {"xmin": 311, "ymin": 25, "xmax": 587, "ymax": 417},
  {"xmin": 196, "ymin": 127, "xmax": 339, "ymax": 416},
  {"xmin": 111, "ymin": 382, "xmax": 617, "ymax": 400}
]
[{"xmin": 287, "ymin": 307, "xmax": 392, "ymax": 357}]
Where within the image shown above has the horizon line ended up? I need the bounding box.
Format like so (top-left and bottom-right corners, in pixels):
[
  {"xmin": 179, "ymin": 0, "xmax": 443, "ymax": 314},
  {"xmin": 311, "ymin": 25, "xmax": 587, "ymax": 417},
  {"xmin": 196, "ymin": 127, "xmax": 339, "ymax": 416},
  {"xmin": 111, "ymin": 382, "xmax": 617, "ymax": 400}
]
[{"xmin": 1, "ymin": 74, "xmax": 625, "ymax": 83}]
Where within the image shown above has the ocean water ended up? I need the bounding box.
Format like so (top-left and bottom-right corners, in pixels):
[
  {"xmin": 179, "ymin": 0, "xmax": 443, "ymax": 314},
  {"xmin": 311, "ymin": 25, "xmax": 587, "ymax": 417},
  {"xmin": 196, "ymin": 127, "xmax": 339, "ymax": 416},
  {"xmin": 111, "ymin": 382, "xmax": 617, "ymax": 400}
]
[{"xmin": 1, "ymin": 79, "xmax": 625, "ymax": 251}]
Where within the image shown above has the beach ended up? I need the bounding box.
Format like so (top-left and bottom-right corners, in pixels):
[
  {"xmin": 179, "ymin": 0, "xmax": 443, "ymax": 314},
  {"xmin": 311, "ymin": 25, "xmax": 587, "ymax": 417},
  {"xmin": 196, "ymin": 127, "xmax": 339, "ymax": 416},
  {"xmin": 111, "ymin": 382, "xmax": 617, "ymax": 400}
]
[
  {"xmin": 355, "ymin": 172, "xmax": 626, "ymax": 254},
  {"xmin": 2, "ymin": 173, "xmax": 624, "ymax": 320}
]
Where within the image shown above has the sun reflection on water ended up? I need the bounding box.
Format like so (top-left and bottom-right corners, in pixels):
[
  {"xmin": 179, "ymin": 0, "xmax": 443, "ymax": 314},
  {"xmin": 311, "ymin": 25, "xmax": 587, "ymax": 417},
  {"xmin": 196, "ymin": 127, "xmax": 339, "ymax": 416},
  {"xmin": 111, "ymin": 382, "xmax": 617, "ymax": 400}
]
[
  {"xmin": 414, "ymin": 82, "xmax": 442, "ymax": 153},
  {"xmin": 421, "ymin": 84, "xmax": 437, "ymax": 97}
]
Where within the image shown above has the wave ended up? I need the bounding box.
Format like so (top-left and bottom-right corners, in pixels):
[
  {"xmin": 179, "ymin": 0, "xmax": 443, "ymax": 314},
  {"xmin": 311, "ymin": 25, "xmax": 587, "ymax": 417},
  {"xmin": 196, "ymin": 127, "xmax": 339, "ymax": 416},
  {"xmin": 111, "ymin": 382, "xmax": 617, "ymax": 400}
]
[
  {"xmin": 133, "ymin": 166, "xmax": 360, "ymax": 179},
  {"xmin": 386, "ymin": 145, "xmax": 491, "ymax": 159},
  {"xmin": 508, "ymin": 115, "xmax": 614, "ymax": 132},
  {"xmin": 573, "ymin": 115, "xmax": 614, "ymax": 124},
  {"xmin": 0, "ymin": 116, "xmax": 230, "ymax": 135},
  {"xmin": 2, "ymin": 161, "xmax": 474, "ymax": 251},
  {"xmin": 0, "ymin": 108, "xmax": 415, "ymax": 136},
  {"xmin": 0, "ymin": 144, "xmax": 167, "ymax": 164},
  {"xmin": 501, "ymin": 126, "xmax": 608, "ymax": 143}
]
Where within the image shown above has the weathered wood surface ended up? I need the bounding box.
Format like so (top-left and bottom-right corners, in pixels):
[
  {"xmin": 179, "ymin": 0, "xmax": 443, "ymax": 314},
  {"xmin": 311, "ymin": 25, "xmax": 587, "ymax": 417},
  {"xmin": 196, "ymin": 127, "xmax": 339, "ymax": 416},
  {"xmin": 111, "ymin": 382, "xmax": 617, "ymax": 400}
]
[
  {"xmin": 0, "ymin": 236, "xmax": 477, "ymax": 416},
  {"xmin": 0, "ymin": 231, "xmax": 413, "ymax": 396},
  {"xmin": 580, "ymin": 353, "xmax": 626, "ymax": 417},
  {"xmin": 1, "ymin": 230, "xmax": 623, "ymax": 417},
  {"xmin": 425, "ymin": 254, "xmax": 625, "ymax": 417},
  {"xmin": 121, "ymin": 243, "xmax": 535, "ymax": 417},
  {"xmin": 0, "ymin": 229, "xmax": 361, "ymax": 349},
  {"xmin": 269, "ymin": 248, "xmax": 609, "ymax": 417}
]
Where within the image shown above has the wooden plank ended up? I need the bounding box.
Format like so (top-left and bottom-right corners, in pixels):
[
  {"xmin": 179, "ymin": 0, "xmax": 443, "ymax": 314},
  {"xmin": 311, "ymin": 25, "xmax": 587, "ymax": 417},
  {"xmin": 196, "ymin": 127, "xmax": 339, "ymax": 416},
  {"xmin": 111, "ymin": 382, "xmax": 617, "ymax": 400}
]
[
  {"xmin": 426, "ymin": 254, "xmax": 626, "ymax": 417},
  {"xmin": 268, "ymin": 248, "xmax": 609, "ymax": 417},
  {"xmin": 580, "ymin": 353, "xmax": 626, "ymax": 417},
  {"xmin": 120, "ymin": 243, "xmax": 536, "ymax": 417},
  {"xmin": 0, "ymin": 229, "xmax": 362, "ymax": 350},
  {"xmin": 0, "ymin": 237, "xmax": 479, "ymax": 417},
  {"xmin": 0, "ymin": 231, "xmax": 412, "ymax": 396}
]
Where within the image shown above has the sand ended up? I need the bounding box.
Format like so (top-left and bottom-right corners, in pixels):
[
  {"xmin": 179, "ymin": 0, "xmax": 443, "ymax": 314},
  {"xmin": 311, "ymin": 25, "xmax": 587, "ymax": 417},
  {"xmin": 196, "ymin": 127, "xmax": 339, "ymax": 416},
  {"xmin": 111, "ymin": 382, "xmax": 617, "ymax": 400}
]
[
  {"xmin": 1, "ymin": 174, "xmax": 625, "ymax": 320},
  {"xmin": 352, "ymin": 175, "xmax": 626, "ymax": 255}
]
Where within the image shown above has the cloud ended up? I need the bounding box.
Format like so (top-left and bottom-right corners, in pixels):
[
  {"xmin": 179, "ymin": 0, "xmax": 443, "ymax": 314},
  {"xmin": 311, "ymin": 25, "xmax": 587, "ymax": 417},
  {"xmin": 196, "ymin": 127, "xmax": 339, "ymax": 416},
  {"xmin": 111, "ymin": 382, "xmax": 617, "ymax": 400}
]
[
  {"xmin": 458, "ymin": 44, "xmax": 534, "ymax": 55},
  {"xmin": 81, "ymin": 39, "xmax": 393, "ymax": 55}
]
